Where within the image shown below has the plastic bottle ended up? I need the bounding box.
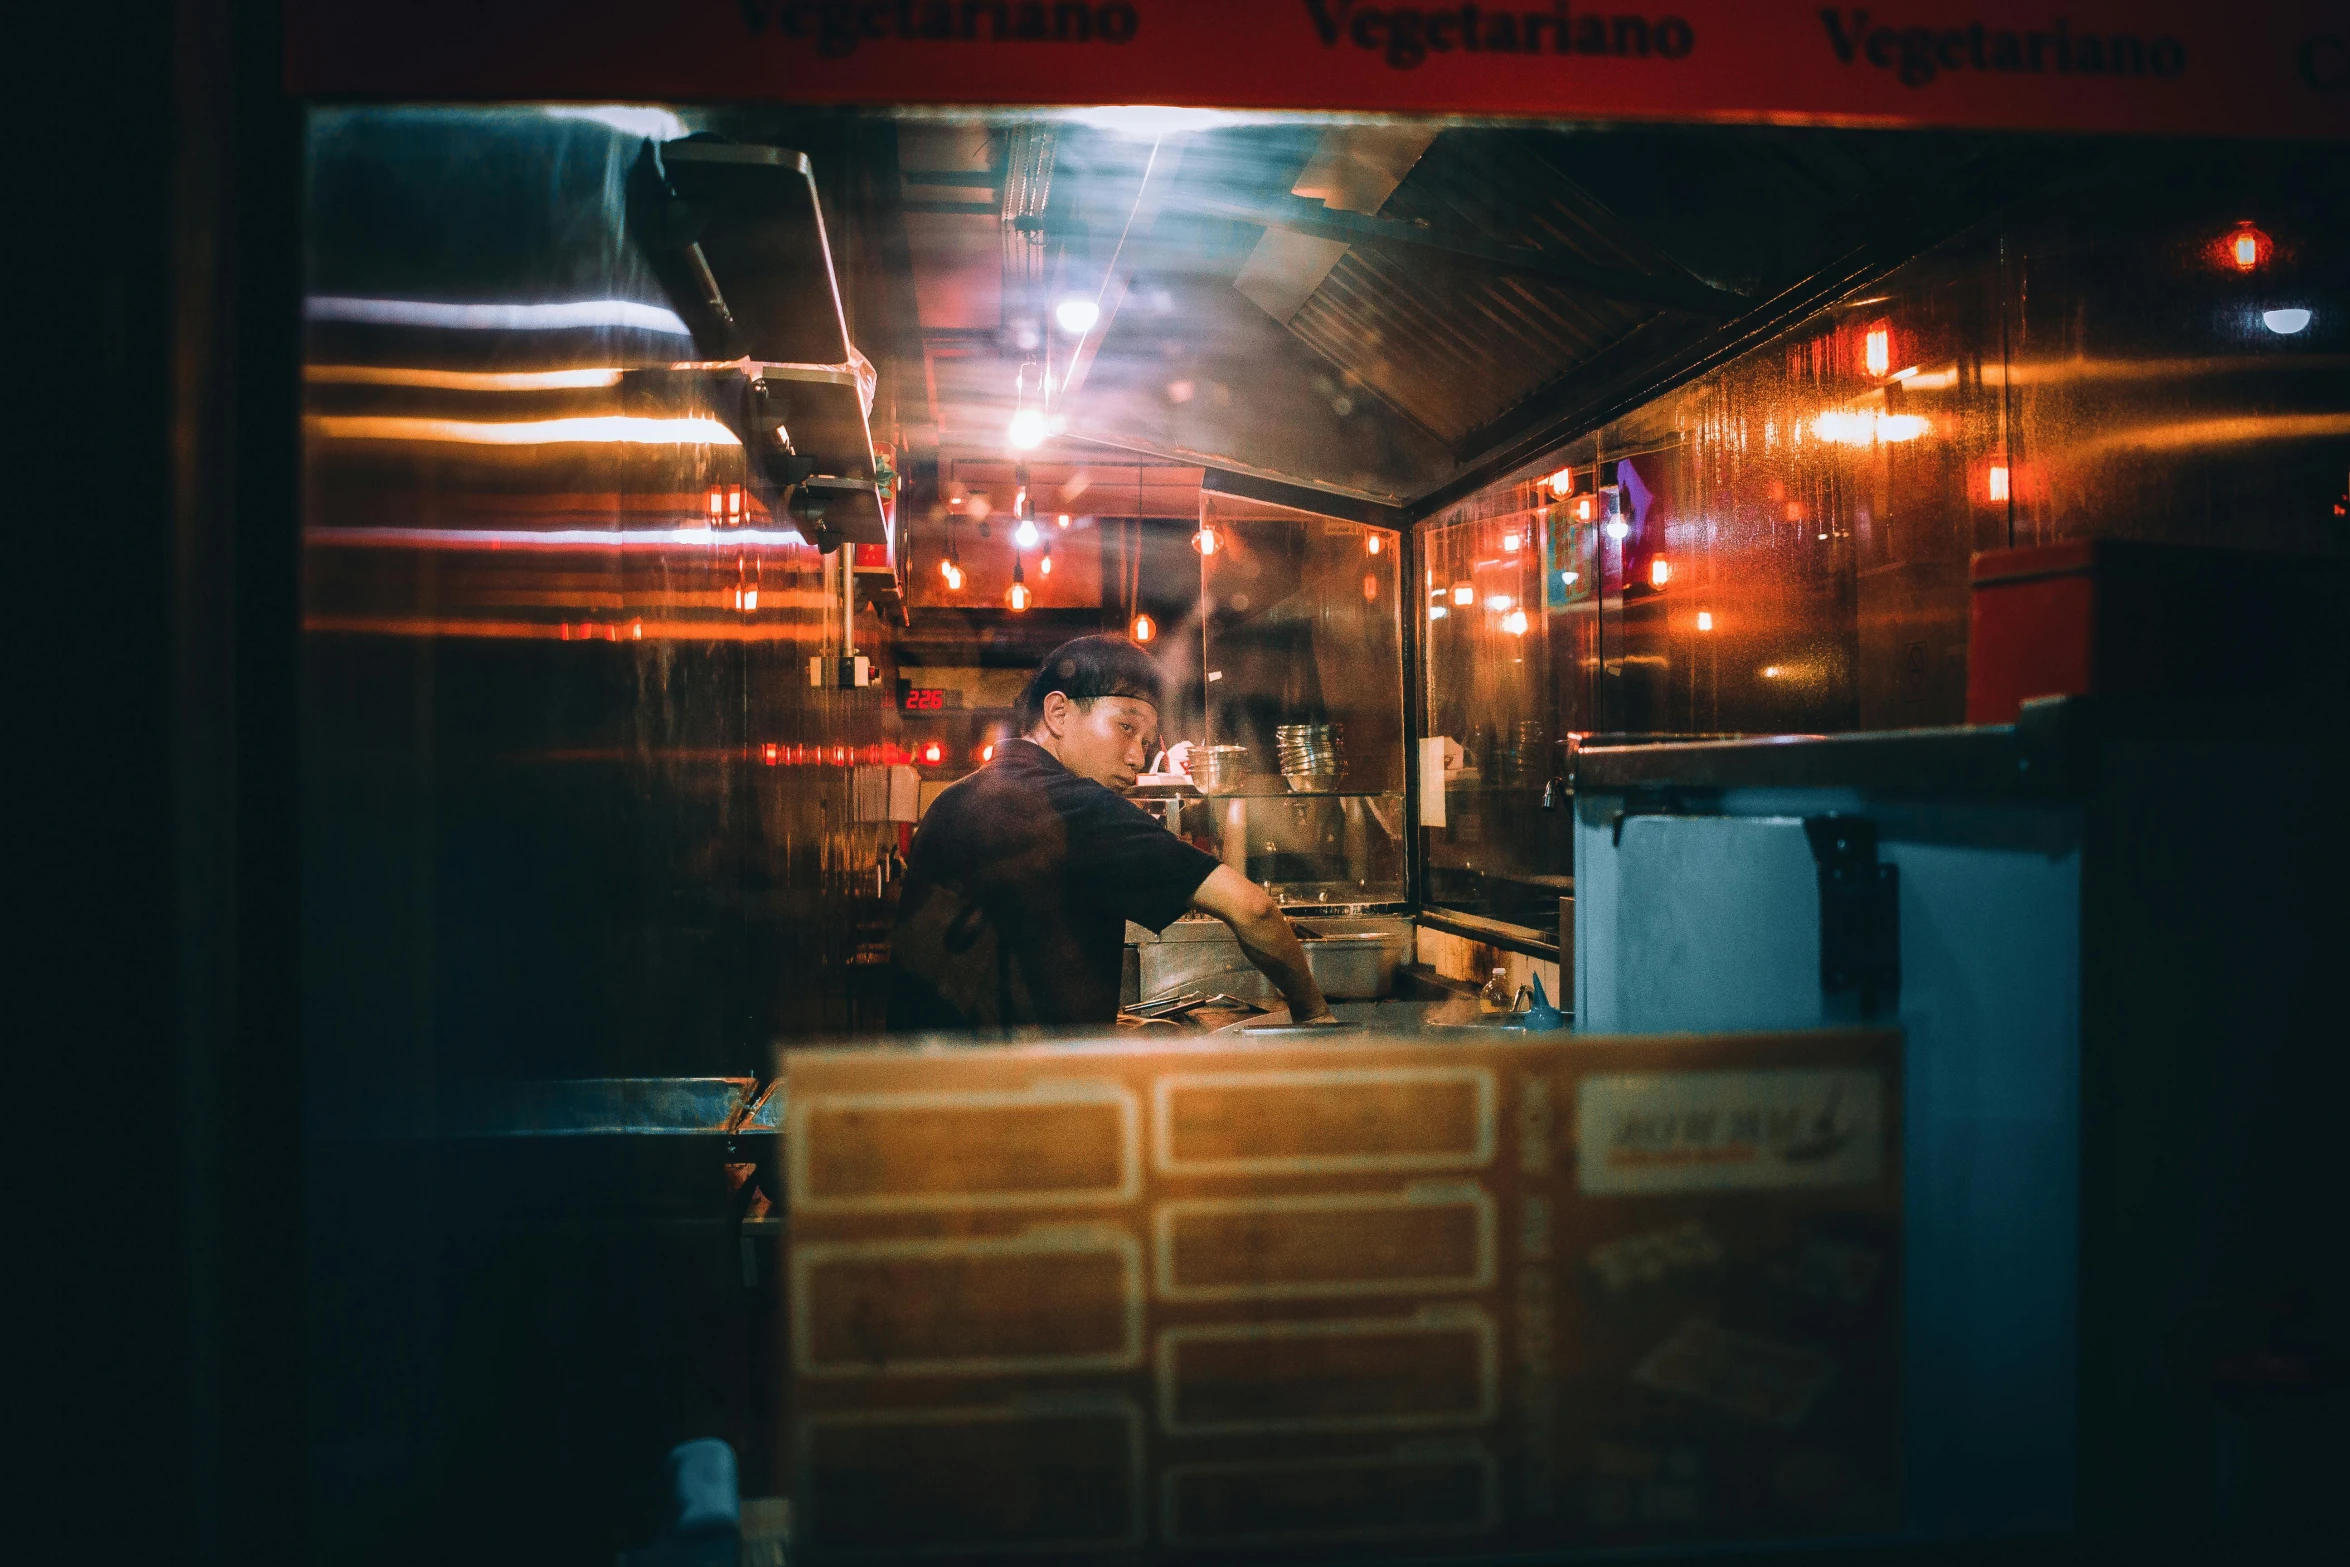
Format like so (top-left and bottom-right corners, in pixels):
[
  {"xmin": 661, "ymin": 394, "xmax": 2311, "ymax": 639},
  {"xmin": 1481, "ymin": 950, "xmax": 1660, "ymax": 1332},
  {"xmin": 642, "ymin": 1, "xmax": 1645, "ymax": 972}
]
[{"xmin": 1478, "ymin": 966, "xmax": 1514, "ymax": 1016}]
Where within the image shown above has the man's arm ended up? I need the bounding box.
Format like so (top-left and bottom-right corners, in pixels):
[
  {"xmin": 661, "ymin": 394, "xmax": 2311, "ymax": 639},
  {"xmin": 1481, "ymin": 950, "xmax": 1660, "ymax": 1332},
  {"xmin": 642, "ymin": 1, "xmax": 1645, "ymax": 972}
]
[{"xmin": 1189, "ymin": 864, "xmax": 1334, "ymax": 1022}]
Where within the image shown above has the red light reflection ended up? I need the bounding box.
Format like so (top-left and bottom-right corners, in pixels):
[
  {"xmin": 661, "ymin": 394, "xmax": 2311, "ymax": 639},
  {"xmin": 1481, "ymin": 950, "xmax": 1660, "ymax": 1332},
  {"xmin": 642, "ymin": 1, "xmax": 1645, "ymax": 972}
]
[{"xmin": 2220, "ymin": 220, "xmax": 2273, "ymax": 272}]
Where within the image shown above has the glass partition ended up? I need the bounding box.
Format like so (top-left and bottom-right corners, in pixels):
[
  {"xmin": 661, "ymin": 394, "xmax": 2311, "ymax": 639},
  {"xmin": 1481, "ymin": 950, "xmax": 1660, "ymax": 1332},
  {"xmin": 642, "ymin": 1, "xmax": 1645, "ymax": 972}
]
[
  {"xmin": 1196, "ymin": 490, "xmax": 1405, "ymax": 907},
  {"xmin": 1418, "ymin": 476, "xmax": 1588, "ymax": 934}
]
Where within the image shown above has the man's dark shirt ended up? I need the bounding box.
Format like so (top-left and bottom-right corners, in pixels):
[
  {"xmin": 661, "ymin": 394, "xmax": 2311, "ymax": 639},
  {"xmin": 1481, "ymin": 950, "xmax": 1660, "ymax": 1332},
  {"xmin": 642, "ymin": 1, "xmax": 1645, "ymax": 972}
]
[{"xmin": 887, "ymin": 739, "xmax": 1220, "ymax": 1031}]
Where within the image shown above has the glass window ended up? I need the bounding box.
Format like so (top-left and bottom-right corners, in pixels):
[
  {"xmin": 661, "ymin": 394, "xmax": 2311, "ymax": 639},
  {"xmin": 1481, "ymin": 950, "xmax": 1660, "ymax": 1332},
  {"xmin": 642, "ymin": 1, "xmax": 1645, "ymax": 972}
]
[
  {"xmin": 1418, "ymin": 477, "xmax": 1585, "ymax": 934},
  {"xmin": 1197, "ymin": 490, "xmax": 1405, "ymax": 907}
]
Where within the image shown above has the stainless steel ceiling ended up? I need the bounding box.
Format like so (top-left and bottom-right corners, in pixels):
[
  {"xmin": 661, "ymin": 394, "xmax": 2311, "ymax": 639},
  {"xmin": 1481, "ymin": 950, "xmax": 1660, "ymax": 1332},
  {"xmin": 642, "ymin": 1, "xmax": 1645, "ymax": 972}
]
[{"xmin": 711, "ymin": 109, "xmax": 2039, "ymax": 510}]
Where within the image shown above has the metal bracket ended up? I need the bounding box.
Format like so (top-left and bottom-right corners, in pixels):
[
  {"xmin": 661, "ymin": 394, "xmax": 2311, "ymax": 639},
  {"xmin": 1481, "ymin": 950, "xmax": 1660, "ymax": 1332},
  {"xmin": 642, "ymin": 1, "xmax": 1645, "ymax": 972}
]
[{"xmin": 1803, "ymin": 816, "xmax": 1899, "ymax": 1016}]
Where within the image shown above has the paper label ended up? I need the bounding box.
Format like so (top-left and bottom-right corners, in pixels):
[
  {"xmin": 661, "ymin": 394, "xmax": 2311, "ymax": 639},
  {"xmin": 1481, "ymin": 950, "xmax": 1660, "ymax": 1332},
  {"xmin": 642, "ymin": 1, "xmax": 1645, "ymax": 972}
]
[{"xmin": 1576, "ymin": 1068, "xmax": 1883, "ymax": 1195}]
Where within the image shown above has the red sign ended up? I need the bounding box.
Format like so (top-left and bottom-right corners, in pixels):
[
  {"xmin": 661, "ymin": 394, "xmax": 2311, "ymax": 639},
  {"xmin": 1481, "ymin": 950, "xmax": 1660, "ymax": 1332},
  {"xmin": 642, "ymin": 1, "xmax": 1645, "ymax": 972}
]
[{"xmin": 286, "ymin": 2, "xmax": 2346, "ymax": 138}]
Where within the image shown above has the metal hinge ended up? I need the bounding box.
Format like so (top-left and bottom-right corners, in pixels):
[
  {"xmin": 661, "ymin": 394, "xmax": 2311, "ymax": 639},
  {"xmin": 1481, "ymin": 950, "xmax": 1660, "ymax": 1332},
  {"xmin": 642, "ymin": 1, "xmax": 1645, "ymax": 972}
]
[{"xmin": 1803, "ymin": 815, "xmax": 1899, "ymax": 1017}]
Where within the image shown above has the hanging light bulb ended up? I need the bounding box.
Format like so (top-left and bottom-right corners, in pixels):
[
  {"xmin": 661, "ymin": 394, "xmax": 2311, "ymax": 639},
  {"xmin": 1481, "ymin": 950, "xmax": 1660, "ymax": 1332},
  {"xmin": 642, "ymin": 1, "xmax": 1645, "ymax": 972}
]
[
  {"xmin": 1007, "ymin": 407, "xmax": 1047, "ymax": 450},
  {"xmin": 2223, "ymin": 220, "xmax": 2272, "ymax": 272},
  {"xmin": 1005, "ymin": 553, "xmax": 1030, "ymax": 612},
  {"xmin": 1132, "ymin": 612, "xmax": 1156, "ymax": 643},
  {"xmin": 1865, "ymin": 325, "xmax": 1892, "ymax": 378},
  {"xmin": 1039, "ymin": 543, "xmax": 1053, "ymax": 576},
  {"xmin": 1192, "ymin": 524, "xmax": 1217, "ymax": 556},
  {"xmin": 943, "ymin": 562, "xmax": 964, "ymax": 591},
  {"xmin": 1365, "ymin": 533, "xmax": 1383, "ymax": 555},
  {"xmin": 1015, "ymin": 517, "xmax": 1040, "ymax": 548},
  {"xmin": 1650, "ymin": 557, "xmax": 1673, "ymax": 588}
]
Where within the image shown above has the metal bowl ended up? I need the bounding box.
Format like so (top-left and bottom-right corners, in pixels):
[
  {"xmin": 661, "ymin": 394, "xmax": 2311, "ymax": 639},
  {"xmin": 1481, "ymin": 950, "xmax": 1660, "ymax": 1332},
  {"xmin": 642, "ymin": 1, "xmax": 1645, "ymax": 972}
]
[
  {"xmin": 1300, "ymin": 930, "xmax": 1405, "ymax": 1000},
  {"xmin": 1195, "ymin": 744, "xmax": 1252, "ymax": 793}
]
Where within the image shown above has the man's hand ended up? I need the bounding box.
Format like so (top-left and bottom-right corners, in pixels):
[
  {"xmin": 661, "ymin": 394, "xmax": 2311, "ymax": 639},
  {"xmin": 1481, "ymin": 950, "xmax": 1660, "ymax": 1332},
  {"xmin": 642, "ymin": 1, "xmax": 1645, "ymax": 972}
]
[{"xmin": 1189, "ymin": 865, "xmax": 1330, "ymax": 1022}]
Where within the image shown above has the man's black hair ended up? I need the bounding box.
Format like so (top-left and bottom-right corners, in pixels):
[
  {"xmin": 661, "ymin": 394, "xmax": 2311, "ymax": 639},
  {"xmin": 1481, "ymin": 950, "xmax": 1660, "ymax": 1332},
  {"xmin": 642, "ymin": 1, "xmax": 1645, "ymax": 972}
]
[{"xmin": 1015, "ymin": 635, "xmax": 1165, "ymax": 732}]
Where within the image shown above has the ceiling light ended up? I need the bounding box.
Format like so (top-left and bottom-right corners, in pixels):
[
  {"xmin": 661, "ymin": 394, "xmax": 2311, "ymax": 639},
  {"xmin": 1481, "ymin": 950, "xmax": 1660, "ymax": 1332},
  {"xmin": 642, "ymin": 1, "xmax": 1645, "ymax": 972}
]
[
  {"xmin": 1005, "ymin": 554, "xmax": 1030, "ymax": 612},
  {"xmin": 1865, "ymin": 326, "xmax": 1891, "ymax": 378},
  {"xmin": 1015, "ymin": 518, "xmax": 1040, "ymax": 548},
  {"xmin": 1695, "ymin": 610, "xmax": 1714, "ymax": 632},
  {"xmin": 1988, "ymin": 464, "xmax": 2011, "ymax": 501},
  {"xmin": 1503, "ymin": 608, "xmax": 1529, "ymax": 635},
  {"xmin": 1057, "ymin": 513, "xmax": 1071, "ymax": 528},
  {"xmin": 1649, "ymin": 557, "xmax": 1672, "ymax": 588},
  {"xmin": 1365, "ymin": 533, "xmax": 1382, "ymax": 555},
  {"xmin": 1814, "ymin": 409, "xmax": 1929, "ymax": 445},
  {"xmin": 1605, "ymin": 520, "xmax": 1630, "ymax": 542},
  {"xmin": 1485, "ymin": 594, "xmax": 1513, "ymax": 612},
  {"xmin": 2262, "ymin": 307, "xmax": 2312, "ymax": 335},
  {"xmin": 1007, "ymin": 408, "xmax": 1047, "ymax": 450},
  {"xmin": 1192, "ymin": 525, "xmax": 1217, "ymax": 556},
  {"xmin": 1132, "ymin": 613, "xmax": 1155, "ymax": 643},
  {"xmin": 1038, "ymin": 546, "xmax": 1053, "ymax": 576},
  {"xmin": 1502, "ymin": 532, "xmax": 1521, "ymax": 553},
  {"xmin": 1054, "ymin": 297, "xmax": 1100, "ymax": 335},
  {"xmin": 543, "ymin": 105, "xmax": 688, "ymax": 141},
  {"xmin": 1065, "ymin": 105, "xmax": 1240, "ymax": 138},
  {"xmin": 1545, "ymin": 467, "xmax": 1575, "ymax": 497},
  {"xmin": 1452, "ymin": 584, "xmax": 1474, "ymax": 606}
]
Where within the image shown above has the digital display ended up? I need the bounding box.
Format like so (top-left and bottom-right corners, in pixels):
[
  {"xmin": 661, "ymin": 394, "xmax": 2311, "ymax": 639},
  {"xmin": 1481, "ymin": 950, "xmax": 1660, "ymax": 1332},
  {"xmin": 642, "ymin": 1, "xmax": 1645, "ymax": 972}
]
[{"xmin": 900, "ymin": 685, "xmax": 950, "ymax": 713}]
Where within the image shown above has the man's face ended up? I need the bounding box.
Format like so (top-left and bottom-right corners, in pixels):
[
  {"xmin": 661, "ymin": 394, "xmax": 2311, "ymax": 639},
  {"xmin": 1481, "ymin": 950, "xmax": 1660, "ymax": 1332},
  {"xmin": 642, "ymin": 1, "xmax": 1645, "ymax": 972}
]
[{"xmin": 1042, "ymin": 693, "xmax": 1158, "ymax": 790}]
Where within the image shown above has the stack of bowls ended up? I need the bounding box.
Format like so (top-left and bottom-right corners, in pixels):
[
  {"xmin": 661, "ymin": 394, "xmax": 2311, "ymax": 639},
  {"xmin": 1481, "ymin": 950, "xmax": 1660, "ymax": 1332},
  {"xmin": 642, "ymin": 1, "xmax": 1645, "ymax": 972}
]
[{"xmin": 1276, "ymin": 722, "xmax": 1346, "ymax": 791}]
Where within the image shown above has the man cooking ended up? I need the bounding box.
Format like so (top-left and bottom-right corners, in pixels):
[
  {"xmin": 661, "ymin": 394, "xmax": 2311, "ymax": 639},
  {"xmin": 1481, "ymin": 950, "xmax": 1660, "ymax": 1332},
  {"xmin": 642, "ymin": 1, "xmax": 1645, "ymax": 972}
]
[{"xmin": 887, "ymin": 634, "xmax": 1333, "ymax": 1032}]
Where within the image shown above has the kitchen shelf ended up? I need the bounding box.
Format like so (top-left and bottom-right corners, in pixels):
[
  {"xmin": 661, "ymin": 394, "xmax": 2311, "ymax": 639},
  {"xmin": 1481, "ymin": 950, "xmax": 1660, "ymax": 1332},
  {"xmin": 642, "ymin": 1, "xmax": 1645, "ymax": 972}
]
[{"xmin": 1200, "ymin": 786, "xmax": 1405, "ymax": 800}]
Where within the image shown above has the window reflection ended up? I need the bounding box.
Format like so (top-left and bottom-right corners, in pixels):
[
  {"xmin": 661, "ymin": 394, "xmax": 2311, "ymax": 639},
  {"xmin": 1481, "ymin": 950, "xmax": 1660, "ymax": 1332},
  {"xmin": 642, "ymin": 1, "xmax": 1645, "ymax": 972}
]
[{"xmin": 1199, "ymin": 490, "xmax": 1406, "ymax": 907}]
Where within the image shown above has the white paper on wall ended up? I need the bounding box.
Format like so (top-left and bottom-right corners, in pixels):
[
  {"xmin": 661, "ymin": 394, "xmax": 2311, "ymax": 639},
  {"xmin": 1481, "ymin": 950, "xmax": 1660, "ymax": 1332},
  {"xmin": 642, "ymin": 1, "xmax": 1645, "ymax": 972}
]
[{"xmin": 1417, "ymin": 737, "xmax": 1448, "ymax": 828}]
